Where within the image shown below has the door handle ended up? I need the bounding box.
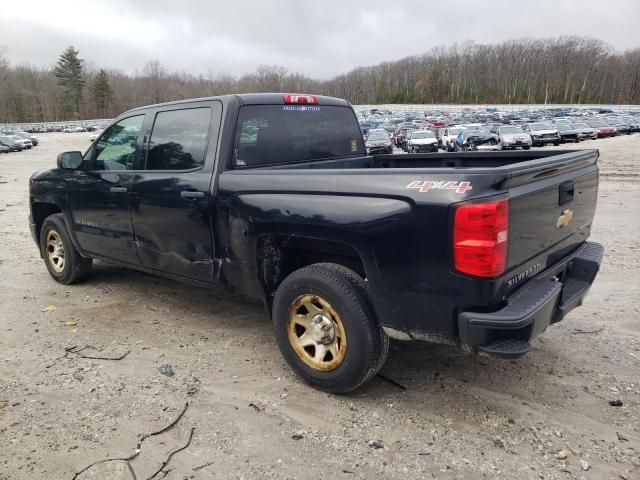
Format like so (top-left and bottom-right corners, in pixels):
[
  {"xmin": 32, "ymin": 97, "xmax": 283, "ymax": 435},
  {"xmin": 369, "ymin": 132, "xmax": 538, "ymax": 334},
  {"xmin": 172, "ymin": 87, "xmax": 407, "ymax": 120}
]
[
  {"xmin": 110, "ymin": 187, "xmax": 128, "ymax": 193},
  {"xmin": 181, "ymin": 191, "xmax": 205, "ymax": 199}
]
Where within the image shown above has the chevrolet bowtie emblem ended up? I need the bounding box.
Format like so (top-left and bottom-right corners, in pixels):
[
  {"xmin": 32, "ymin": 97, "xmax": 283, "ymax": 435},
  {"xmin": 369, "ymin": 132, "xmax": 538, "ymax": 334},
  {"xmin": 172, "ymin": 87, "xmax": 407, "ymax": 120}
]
[{"xmin": 556, "ymin": 209, "xmax": 574, "ymax": 228}]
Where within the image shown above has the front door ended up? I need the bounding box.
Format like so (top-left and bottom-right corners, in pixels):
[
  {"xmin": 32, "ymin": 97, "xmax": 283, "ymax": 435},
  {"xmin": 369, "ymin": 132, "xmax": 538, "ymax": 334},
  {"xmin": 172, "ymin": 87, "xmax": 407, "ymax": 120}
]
[
  {"xmin": 129, "ymin": 102, "xmax": 222, "ymax": 281},
  {"xmin": 69, "ymin": 114, "xmax": 145, "ymax": 265}
]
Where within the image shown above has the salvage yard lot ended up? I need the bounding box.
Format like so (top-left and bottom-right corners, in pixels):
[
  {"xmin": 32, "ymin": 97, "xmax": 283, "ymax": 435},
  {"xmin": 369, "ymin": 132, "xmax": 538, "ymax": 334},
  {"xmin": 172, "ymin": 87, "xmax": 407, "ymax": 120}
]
[{"xmin": 1, "ymin": 133, "xmax": 639, "ymax": 479}]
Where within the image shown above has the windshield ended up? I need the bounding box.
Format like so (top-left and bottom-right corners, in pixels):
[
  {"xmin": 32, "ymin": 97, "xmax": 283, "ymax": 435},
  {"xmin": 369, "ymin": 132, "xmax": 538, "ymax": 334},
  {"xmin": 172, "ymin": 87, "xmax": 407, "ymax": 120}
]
[
  {"xmin": 589, "ymin": 120, "xmax": 608, "ymax": 127},
  {"xmin": 367, "ymin": 132, "xmax": 388, "ymax": 141},
  {"xmin": 499, "ymin": 126, "xmax": 523, "ymax": 134},
  {"xmin": 448, "ymin": 128, "xmax": 463, "ymax": 135},
  {"xmin": 234, "ymin": 105, "xmax": 365, "ymax": 167},
  {"xmin": 530, "ymin": 123, "xmax": 554, "ymax": 131},
  {"xmin": 572, "ymin": 123, "xmax": 589, "ymax": 128},
  {"xmin": 412, "ymin": 131, "xmax": 435, "ymax": 139}
]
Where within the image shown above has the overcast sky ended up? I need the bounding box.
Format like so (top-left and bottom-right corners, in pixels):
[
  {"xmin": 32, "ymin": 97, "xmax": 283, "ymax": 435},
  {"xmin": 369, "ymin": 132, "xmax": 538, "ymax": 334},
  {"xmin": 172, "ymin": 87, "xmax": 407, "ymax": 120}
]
[{"xmin": 1, "ymin": 0, "xmax": 639, "ymax": 79}]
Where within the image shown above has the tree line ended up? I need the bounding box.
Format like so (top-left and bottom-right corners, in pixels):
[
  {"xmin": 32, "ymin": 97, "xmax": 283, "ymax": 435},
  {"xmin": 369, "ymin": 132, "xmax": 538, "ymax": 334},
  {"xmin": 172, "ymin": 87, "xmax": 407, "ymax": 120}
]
[{"xmin": 1, "ymin": 36, "xmax": 639, "ymax": 123}]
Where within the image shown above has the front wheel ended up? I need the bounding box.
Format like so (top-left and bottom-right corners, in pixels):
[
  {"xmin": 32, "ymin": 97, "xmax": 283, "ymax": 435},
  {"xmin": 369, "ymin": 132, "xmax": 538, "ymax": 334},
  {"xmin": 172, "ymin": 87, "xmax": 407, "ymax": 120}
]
[
  {"xmin": 40, "ymin": 214, "xmax": 92, "ymax": 284},
  {"xmin": 272, "ymin": 263, "xmax": 388, "ymax": 393}
]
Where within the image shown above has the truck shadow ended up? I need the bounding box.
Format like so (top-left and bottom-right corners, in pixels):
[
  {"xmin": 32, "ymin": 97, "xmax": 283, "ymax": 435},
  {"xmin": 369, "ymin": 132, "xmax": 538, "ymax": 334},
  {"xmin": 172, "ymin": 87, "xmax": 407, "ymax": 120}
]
[{"xmin": 84, "ymin": 262, "xmax": 555, "ymax": 401}]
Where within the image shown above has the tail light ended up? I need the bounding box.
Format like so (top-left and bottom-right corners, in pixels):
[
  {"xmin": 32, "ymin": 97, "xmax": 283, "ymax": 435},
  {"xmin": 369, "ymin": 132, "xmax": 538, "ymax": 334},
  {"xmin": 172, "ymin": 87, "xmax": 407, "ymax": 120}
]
[
  {"xmin": 453, "ymin": 198, "xmax": 509, "ymax": 278},
  {"xmin": 283, "ymin": 94, "xmax": 318, "ymax": 105}
]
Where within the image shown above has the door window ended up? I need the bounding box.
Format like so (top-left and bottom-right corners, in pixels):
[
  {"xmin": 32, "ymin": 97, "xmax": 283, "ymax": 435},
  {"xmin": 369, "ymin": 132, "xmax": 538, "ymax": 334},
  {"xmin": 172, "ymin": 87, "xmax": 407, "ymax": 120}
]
[
  {"xmin": 145, "ymin": 108, "xmax": 212, "ymax": 170},
  {"xmin": 93, "ymin": 115, "xmax": 144, "ymax": 170}
]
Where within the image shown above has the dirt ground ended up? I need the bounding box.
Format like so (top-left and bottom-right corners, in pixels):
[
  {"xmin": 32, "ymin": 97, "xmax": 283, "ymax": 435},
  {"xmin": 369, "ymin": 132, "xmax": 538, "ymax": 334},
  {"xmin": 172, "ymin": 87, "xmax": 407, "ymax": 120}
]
[{"xmin": 0, "ymin": 133, "xmax": 638, "ymax": 480}]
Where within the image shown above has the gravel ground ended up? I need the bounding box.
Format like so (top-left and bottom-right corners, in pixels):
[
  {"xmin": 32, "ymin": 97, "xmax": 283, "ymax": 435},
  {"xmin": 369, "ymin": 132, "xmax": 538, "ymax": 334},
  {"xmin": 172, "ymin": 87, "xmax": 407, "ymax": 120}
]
[{"xmin": 0, "ymin": 133, "xmax": 638, "ymax": 480}]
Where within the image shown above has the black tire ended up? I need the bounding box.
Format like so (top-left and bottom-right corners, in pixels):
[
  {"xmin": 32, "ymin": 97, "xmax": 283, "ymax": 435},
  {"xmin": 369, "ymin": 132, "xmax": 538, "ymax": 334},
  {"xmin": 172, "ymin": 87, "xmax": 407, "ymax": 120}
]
[
  {"xmin": 272, "ymin": 263, "xmax": 388, "ymax": 393},
  {"xmin": 523, "ymin": 145, "xmax": 531, "ymax": 150},
  {"xmin": 40, "ymin": 214, "xmax": 92, "ymax": 284},
  {"xmin": 553, "ymin": 141, "xmax": 560, "ymax": 146}
]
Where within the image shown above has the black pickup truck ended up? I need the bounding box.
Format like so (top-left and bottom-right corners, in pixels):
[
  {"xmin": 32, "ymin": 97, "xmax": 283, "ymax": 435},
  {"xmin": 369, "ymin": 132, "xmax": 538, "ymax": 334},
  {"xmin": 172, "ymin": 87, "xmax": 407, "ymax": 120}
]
[{"xmin": 29, "ymin": 94, "xmax": 602, "ymax": 392}]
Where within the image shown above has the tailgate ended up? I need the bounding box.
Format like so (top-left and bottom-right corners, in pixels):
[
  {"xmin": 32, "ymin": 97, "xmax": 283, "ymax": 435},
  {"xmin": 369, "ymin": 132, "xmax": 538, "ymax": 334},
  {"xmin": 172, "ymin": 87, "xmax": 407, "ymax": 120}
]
[{"xmin": 505, "ymin": 150, "xmax": 598, "ymax": 275}]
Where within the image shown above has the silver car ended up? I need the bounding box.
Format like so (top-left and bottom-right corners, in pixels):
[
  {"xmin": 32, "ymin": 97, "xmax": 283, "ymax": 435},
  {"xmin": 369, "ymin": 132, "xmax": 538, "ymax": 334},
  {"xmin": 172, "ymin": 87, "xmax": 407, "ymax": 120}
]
[
  {"xmin": 495, "ymin": 126, "xmax": 532, "ymax": 150},
  {"xmin": 570, "ymin": 123, "xmax": 597, "ymax": 140}
]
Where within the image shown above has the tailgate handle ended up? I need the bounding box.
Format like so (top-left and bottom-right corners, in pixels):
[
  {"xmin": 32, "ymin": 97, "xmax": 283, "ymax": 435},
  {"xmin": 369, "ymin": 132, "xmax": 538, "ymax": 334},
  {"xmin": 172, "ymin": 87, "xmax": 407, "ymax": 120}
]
[{"xmin": 559, "ymin": 181, "xmax": 574, "ymax": 206}]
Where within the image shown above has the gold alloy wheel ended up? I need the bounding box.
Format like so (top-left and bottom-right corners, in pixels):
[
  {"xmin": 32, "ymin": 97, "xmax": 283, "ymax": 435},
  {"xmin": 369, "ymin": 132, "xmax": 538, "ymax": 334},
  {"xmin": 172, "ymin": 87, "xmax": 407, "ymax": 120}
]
[
  {"xmin": 287, "ymin": 294, "xmax": 347, "ymax": 372},
  {"xmin": 46, "ymin": 230, "xmax": 65, "ymax": 273}
]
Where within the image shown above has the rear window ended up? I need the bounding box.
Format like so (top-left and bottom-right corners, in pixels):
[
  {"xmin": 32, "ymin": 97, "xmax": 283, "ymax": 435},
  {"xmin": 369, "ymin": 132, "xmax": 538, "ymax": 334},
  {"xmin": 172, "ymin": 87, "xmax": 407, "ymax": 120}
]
[
  {"xmin": 146, "ymin": 108, "xmax": 211, "ymax": 170},
  {"xmin": 233, "ymin": 105, "xmax": 365, "ymax": 167}
]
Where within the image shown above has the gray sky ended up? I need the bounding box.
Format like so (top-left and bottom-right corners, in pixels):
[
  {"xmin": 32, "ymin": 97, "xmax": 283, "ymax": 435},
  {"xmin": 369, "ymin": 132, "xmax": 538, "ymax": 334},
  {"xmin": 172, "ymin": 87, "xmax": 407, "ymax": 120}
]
[{"xmin": 1, "ymin": 0, "xmax": 639, "ymax": 79}]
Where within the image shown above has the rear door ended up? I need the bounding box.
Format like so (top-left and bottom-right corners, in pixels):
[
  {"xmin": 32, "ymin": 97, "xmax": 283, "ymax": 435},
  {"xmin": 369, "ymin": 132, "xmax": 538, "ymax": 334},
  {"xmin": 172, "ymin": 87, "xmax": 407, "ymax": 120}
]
[
  {"xmin": 129, "ymin": 101, "xmax": 222, "ymax": 281},
  {"xmin": 69, "ymin": 114, "xmax": 145, "ymax": 264}
]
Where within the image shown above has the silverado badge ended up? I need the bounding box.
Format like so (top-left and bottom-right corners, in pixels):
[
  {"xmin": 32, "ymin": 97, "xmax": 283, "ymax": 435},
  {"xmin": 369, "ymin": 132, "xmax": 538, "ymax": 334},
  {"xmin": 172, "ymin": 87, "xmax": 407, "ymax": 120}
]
[{"xmin": 556, "ymin": 209, "xmax": 574, "ymax": 228}]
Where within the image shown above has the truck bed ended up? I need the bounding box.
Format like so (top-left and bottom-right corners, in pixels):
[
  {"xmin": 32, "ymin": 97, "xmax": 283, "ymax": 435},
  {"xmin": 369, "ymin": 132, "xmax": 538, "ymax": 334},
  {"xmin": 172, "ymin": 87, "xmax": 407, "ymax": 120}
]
[{"xmin": 263, "ymin": 149, "xmax": 593, "ymax": 171}]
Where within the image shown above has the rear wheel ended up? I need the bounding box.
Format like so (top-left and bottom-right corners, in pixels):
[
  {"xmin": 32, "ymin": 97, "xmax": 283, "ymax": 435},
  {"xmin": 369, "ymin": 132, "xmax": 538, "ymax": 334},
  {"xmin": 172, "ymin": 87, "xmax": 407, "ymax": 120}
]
[
  {"xmin": 40, "ymin": 214, "xmax": 92, "ymax": 284},
  {"xmin": 272, "ymin": 263, "xmax": 388, "ymax": 393}
]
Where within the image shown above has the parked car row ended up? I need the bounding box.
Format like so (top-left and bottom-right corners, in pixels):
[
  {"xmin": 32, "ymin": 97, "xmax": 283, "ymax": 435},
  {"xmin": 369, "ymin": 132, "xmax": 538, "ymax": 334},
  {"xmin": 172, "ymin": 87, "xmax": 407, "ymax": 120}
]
[
  {"xmin": 361, "ymin": 108, "xmax": 639, "ymax": 154},
  {"xmin": 1, "ymin": 121, "xmax": 110, "ymax": 134},
  {"xmin": 0, "ymin": 131, "xmax": 39, "ymax": 154}
]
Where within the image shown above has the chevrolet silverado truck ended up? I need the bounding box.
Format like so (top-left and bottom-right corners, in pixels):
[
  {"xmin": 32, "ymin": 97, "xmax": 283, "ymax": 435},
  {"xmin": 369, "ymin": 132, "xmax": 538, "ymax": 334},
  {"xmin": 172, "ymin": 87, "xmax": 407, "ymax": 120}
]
[{"xmin": 29, "ymin": 93, "xmax": 603, "ymax": 393}]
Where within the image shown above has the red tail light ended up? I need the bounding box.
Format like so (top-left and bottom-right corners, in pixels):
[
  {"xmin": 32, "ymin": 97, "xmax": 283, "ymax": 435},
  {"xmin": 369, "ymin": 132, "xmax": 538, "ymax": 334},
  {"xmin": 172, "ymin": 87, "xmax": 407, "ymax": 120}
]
[
  {"xmin": 283, "ymin": 94, "xmax": 318, "ymax": 105},
  {"xmin": 453, "ymin": 198, "xmax": 509, "ymax": 278}
]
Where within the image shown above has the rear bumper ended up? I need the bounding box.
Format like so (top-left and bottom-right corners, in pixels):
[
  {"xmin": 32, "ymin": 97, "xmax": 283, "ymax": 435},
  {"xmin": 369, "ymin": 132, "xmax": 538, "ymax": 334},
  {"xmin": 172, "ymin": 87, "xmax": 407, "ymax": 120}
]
[
  {"xmin": 367, "ymin": 146, "xmax": 393, "ymax": 154},
  {"xmin": 458, "ymin": 241, "xmax": 603, "ymax": 358}
]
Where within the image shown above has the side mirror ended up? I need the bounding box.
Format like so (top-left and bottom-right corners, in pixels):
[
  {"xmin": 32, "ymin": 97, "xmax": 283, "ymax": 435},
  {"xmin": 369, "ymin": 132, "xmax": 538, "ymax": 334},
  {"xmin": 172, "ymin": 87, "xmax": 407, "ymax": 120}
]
[{"xmin": 57, "ymin": 151, "xmax": 83, "ymax": 170}]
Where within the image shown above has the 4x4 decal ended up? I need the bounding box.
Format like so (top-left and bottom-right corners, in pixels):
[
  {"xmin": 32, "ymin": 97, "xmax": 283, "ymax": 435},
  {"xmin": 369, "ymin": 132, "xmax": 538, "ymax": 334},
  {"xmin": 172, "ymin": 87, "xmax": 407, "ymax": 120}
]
[{"xmin": 406, "ymin": 180, "xmax": 472, "ymax": 194}]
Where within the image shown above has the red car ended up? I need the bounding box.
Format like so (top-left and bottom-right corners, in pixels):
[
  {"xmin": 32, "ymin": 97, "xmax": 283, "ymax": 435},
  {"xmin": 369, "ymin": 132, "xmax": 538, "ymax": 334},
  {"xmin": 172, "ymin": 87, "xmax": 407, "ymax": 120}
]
[{"xmin": 587, "ymin": 119, "xmax": 617, "ymax": 138}]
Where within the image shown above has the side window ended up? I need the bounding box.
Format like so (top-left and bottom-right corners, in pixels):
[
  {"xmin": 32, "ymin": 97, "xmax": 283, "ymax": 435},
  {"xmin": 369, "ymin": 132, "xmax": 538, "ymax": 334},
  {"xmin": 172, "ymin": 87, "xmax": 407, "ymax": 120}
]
[
  {"xmin": 93, "ymin": 115, "xmax": 144, "ymax": 170},
  {"xmin": 146, "ymin": 108, "xmax": 211, "ymax": 170}
]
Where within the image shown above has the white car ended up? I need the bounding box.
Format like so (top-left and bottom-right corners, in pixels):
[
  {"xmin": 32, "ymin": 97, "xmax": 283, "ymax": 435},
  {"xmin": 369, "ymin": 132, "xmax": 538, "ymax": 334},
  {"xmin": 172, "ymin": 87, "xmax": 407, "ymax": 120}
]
[
  {"xmin": 406, "ymin": 130, "xmax": 439, "ymax": 153},
  {"xmin": 493, "ymin": 126, "xmax": 532, "ymax": 150},
  {"xmin": 522, "ymin": 123, "xmax": 561, "ymax": 147},
  {"xmin": 89, "ymin": 130, "xmax": 104, "ymax": 142},
  {"xmin": 8, "ymin": 135, "xmax": 32, "ymax": 149},
  {"xmin": 440, "ymin": 126, "xmax": 465, "ymax": 151},
  {"xmin": 63, "ymin": 126, "xmax": 86, "ymax": 133}
]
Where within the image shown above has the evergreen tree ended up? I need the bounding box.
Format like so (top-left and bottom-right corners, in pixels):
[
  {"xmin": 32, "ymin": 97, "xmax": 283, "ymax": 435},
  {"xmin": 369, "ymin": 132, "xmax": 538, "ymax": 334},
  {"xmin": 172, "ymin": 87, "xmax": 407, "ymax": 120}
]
[
  {"xmin": 91, "ymin": 69, "xmax": 114, "ymax": 116},
  {"xmin": 54, "ymin": 46, "xmax": 85, "ymax": 115}
]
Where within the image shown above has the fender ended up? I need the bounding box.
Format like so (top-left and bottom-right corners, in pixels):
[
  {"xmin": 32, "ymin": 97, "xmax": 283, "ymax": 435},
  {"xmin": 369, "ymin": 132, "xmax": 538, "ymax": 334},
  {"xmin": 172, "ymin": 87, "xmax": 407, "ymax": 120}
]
[
  {"xmin": 222, "ymin": 193, "xmax": 413, "ymax": 323},
  {"xmin": 30, "ymin": 170, "xmax": 88, "ymax": 258}
]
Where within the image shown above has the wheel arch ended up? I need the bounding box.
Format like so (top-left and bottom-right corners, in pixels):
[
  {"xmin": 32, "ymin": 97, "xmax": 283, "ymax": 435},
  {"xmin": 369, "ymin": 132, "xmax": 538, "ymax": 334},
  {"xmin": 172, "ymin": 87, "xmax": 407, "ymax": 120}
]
[
  {"xmin": 32, "ymin": 202, "xmax": 63, "ymax": 244},
  {"xmin": 256, "ymin": 234, "xmax": 369, "ymax": 314},
  {"xmin": 31, "ymin": 202, "xmax": 87, "ymax": 259}
]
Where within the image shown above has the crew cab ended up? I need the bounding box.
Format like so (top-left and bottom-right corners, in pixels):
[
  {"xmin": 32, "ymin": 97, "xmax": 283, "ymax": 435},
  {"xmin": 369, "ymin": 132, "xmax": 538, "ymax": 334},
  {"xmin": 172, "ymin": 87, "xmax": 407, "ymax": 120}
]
[{"xmin": 29, "ymin": 93, "xmax": 603, "ymax": 393}]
